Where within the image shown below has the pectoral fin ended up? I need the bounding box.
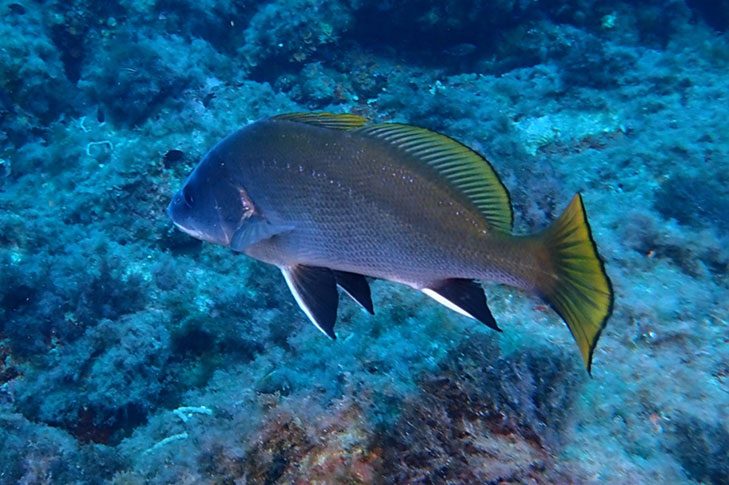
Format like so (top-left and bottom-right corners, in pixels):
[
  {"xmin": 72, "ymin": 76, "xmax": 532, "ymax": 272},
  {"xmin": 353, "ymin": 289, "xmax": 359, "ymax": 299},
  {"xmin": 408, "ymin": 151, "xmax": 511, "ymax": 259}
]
[
  {"xmin": 333, "ymin": 270, "xmax": 374, "ymax": 314},
  {"xmin": 230, "ymin": 215, "xmax": 292, "ymax": 251},
  {"xmin": 281, "ymin": 265, "xmax": 339, "ymax": 338},
  {"xmin": 422, "ymin": 279, "xmax": 500, "ymax": 331}
]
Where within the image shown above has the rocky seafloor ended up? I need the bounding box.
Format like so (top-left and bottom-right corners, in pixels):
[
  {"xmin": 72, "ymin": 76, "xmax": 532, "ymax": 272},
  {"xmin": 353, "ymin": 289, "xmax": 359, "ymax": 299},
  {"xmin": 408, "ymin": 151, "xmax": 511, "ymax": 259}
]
[{"xmin": 1, "ymin": 0, "xmax": 728, "ymax": 483}]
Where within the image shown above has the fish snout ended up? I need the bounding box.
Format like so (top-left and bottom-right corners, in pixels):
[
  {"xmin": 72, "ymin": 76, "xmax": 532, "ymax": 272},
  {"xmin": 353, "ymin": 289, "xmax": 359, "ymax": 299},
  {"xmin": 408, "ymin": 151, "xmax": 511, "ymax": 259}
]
[
  {"xmin": 166, "ymin": 190, "xmax": 232, "ymax": 247},
  {"xmin": 166, "ymin": 191, "xmax": 195, "ymax": 236},
  {"xmin": 166, "ymin": 192, "xmax": 186, "ymax": 224}
]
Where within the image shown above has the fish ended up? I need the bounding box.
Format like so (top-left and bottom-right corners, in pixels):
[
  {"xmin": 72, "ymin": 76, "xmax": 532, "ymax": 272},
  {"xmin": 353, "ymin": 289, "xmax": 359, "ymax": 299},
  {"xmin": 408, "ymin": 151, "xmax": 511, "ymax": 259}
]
[
  {"xmin": 167, "ymin": 112, "xmax": 613, "ymax": 373},
  {"xmin": 443, "ymin": 42, "xmax": 477, "ymax": 57}
]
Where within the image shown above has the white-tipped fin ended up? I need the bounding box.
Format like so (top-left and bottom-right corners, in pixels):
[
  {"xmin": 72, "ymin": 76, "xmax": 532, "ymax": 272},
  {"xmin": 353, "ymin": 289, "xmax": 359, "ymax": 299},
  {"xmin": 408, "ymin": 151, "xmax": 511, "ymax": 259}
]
[
  {"xmin": 422, "ymin": 279, "xmax": 500, "ymax": 331},
  {"xmin": 280, "ymin": 265, "xmax": 339, "ymax": 338},
  {"xmin": 423, "ymin": 288, "xmax": 475, "ymax": 318}
]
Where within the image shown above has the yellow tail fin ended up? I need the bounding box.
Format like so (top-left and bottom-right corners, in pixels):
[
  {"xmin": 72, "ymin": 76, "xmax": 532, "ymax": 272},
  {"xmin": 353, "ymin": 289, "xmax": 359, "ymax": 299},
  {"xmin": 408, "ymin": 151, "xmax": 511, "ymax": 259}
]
[{"xmin": 536, "ymin": 193, "xmax": 613, "ymax": 374}]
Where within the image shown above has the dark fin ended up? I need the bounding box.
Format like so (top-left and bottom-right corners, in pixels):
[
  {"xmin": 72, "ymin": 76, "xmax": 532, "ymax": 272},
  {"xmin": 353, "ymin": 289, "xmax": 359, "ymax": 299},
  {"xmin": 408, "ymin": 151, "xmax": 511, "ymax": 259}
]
[
  {"xmin": 280, "ymin": 265, "xmax": 339, "ymax": 338},
  {"xmin": 271, "ymin": 112, "xmax": 368, "ymax": 131},
  {"xmin": 356, "ymin": 123, "xmax": 513, "ymax": 232},
  {"xmin": 333, "ymin": 270, "xmax": 374, "ymax": 314},
  {"xmin": 534, "ymin": 193, "xmax": 613, "ymax": 374},
  {"xmin": 422, "ymin": 279, "xmax": 500, "ymax": 331},
  {"xmin": 230, "ymin": 215, "xmax": 293, "ymax": 251}
]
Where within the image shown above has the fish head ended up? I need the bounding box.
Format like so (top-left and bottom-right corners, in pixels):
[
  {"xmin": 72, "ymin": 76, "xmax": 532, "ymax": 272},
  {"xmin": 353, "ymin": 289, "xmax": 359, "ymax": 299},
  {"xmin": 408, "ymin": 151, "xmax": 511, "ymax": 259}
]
[{"xmin": 167, "ymin": 145, "xmax": 254, "ymax": 248}]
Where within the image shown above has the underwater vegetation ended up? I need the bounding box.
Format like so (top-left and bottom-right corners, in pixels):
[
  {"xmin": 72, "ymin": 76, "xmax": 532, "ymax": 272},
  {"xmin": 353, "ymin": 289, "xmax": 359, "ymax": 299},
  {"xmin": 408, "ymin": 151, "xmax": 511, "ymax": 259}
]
[{"xmin": 1, "ymin": 0, "xmax": 728, "ymax": 483}]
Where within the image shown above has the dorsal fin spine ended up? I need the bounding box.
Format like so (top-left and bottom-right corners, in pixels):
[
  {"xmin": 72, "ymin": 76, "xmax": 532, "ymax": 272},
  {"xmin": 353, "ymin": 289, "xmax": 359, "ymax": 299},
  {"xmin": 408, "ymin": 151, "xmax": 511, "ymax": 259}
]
[
  {"xmin": 356, "ymin": 122, "xmax": 513, "ymax": 232},
  {"xmin": 271, "ymin": 112, "xmax": 368, "ymax": 131}
]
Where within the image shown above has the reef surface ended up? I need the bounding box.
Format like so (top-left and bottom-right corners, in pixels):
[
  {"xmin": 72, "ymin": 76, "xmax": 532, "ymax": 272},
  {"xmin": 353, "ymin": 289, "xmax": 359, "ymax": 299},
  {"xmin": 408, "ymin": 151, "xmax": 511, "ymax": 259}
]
[{"xmin": 1, "ymin": 0, "xmax": 728, "ymax": 483}]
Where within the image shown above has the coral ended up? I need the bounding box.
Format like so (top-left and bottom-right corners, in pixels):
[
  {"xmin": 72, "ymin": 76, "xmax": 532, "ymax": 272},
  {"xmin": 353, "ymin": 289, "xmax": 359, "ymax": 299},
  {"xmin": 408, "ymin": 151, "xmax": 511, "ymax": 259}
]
[
  {"xmin": 0, "ymin": 1, "xmax": 75, "ymax": 146},
  {"xmin": 79, "ymin": 32, "xmax": 202, "ymax": 127},
  {"xmin": 654, "ymin": 173, "xmax": 729, "ymax": 234},
  {"xmin": 0, "ymin": 409, "xmax": 127, "ymax": 484},
  {"xmin": 554, "ymin": 28, "xmax": 637, "ymax": 89},
  {"xmin": 1, "ymin": 0, "xmax": 728, "ymax": 483},
  {"xmin": 378, "ymin": 333, "xmax": 585, "ymax": 482},
  {"xmin": 13, "ymin": 310, "xmax": 172, "ymax": 445},
  {"xmin": 686, "ymin": 0, "xmax": 729, "ymax": 31},
  {"xmin": 665, "ymin": 413, "xmax": 729, "ymax": 485},
  {"xmin": 240, "ymin": 0, "xmax": 353, "ymax": 80},
  {"xmin": 147, "ymin": 0, "xmax": 254, "ymax": 53},
  {"xmin": 621, "ymin": 208, "xmax": 729, "ymax": 278},
  {"xmin": 0, "ymin": 341, "xmax": 19, "ymax": 386},
  {"xmin": 349, "ymin": 0, "xmax": 535, "ymax": 56},
  {"xmin": 223, "ymin": 398, "xmax": 379, "ymax": 484}
]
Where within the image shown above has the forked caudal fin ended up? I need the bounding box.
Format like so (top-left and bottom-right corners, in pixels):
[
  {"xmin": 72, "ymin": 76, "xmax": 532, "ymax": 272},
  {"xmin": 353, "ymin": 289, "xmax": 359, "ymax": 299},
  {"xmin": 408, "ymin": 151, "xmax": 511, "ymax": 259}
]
[{"xmin": 534, "ymin": 193, "xmax": 613, "ymax": 374}]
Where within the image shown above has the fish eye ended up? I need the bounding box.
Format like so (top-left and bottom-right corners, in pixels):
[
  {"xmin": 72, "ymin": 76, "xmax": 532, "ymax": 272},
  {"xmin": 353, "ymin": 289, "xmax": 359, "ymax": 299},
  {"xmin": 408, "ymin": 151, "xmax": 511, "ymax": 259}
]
[{"xmin": 182, "ymin": 185, "xmax": 195, "ymax": 208}]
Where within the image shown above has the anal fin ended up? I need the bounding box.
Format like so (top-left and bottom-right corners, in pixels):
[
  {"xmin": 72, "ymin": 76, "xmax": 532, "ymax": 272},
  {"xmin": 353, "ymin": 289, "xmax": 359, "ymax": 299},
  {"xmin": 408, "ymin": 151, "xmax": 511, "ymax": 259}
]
[
  {"xmin": 281, "ymin": 265, "xmax": 339, "ymax": 338},
  {"xmin": 333, "ymin": 270, "xmax": 374, "ymax": 314},
  {"xmin": 422, "ymin": 279, "xmax": 500, "ymax": 331}
]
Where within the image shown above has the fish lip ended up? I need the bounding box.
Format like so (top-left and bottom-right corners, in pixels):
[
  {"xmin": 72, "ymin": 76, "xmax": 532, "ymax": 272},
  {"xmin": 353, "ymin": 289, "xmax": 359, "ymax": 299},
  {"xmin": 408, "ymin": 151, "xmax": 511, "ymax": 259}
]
[
  {"xmin": 167, "ymin": 197, "xmax": 203, "ymax": 240},
  {"xmin": 172, "ymin": 220, "xmax": 214, "ymax": 243},
  {"xmin": 166, "ymin": 192, "xmax": 183, "ymax": 221},
  {"xmin": 167, "ymin": 193, "xmax": 232, "ymax": 247},
  {"xmin": 171, "ymin": 219, "xmax": 194, "ymax": 237}
]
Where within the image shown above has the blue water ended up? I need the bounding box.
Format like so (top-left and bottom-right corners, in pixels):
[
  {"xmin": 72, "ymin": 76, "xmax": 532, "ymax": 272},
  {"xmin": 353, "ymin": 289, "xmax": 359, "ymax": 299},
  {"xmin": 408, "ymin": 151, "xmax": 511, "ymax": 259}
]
[{"xmin": 1, "ymin": 1, "xmax": 728, "ymax": 483}]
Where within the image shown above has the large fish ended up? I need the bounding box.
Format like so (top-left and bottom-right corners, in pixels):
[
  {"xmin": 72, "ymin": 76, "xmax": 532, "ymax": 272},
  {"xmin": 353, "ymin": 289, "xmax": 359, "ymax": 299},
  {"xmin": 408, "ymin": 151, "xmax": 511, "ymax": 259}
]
[{"xmin": 167, "ymin": 113, "xmax": 613, "ymax": 372}]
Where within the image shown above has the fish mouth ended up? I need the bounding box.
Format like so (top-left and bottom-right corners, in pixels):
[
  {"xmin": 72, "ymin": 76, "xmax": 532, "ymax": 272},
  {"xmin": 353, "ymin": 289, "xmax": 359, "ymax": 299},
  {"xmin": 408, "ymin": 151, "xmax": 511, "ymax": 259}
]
[
  {"xmin": 174, "ymin": 220, "xmax": 232, "ymax": 246},
  {"xmin": 166, "ymin": 195, "xmax": 232, "ymax": 246},
  {"xmin": 168, "ymin": 209, "xmax": 230, "ymax": 246},
  {"xmin": 166, "ymin": 199, "xmax": 197, "ymax": 239}
]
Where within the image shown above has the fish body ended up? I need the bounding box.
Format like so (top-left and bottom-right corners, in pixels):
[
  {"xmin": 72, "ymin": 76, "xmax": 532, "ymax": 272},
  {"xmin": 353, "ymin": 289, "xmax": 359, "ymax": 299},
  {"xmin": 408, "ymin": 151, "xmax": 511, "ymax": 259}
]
[{"xmin": 168, "ymin": 113, "xmax": 613, "ymax": 372}]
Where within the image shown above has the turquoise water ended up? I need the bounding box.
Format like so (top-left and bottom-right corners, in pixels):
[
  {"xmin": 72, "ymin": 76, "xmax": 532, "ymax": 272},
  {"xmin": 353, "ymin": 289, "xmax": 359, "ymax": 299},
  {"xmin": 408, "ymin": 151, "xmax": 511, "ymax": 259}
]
[{"xmin": 1, "ymin": 1, "xmax": 728, "ymax": 483}]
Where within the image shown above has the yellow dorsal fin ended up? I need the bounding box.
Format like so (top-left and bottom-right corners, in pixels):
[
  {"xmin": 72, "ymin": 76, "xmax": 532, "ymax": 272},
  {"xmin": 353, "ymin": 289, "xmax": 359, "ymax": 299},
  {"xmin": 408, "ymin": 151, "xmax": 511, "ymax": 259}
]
[
  {"xmin": 356, "ymin": 123, "xmax": 513, "ymax": 232},
  {"xmin": 272, "ymin": 112, "xmax": 368, "ymax": 131}
]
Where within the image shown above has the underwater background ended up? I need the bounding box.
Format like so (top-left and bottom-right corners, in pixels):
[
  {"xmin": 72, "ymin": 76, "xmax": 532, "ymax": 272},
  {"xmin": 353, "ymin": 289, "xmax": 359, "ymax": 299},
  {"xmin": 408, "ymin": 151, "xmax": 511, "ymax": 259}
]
[{"xmin": 1, "ymin": 0, "xmax": 728, "ymax": 483}]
